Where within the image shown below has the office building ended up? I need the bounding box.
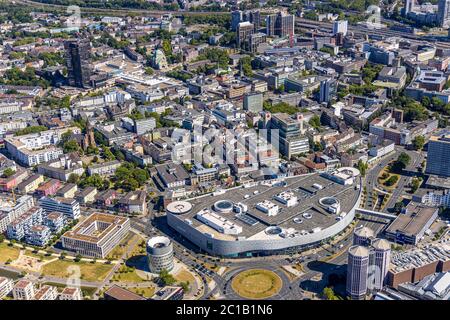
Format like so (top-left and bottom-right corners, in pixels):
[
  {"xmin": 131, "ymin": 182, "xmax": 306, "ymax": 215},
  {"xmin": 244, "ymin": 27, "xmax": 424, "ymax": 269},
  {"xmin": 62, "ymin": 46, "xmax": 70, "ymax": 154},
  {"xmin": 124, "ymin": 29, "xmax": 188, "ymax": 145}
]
[
  {"xmin": 346, "ymin": 245, "xmax": 370, "ymax": 300},
  {"xmin": 438, "ymin": 0, "xmax": 450, "ymax": 27},
  {"xmin": 319, "ymin": 78, "xmax": 336, "ymax": 103},
  {"xmin": 275, "ymin": 12, "xmax": 295, "ymax": 38},
  {"xmin": 134, "ymin": 118, "xmax": 156, "ymax": 135},
  {"xmin": 249, "ymin": 32, "xmax": 267, "ymax": 53},
  {"xmin": 426, "ymin": 132, "xmax": 450, "ymax": 177},
  {"xmin": 396, "ymin": 271, "xmax": 450, "ymax": 300},
  {"xmin": 353, "ymin": 226, "xmax": 375, "ymax": 246},
  {"xmin": 369, "ymin": 239, "xmax": 391, "ymax": 291},
  {"xmin": 64, "ymin": 39, "xmax": 92, "ymax": 88},
  {"xmin": 231, "ymin": 10, "xmax": 243, "ymax": 31},
  {"xmin": 237, "ymin": 21, "xmax": 254, "ymax": 51},
  {"xmin": 147, "ymin": 236, "xmax": 174, "ymax": 273},
  {"xmin": 246, "ymin": 10, "xmax": 261, "ymax": 31},
  {"xmin": 61, "ymin": 213, "xmax": 130, "ymax": 258},
  {"xmin": 385, "ymin": 203, "xmax": 438, "ymax": 245},
  {"xmin": 266, "ymin": 14, "xmax": 277, "ymax": 37},
  {"xmin": 265, "ymin": 112, "xmax": 309, "ymax": 158},
  {"xmin": 232, "ymin": 10, "xmax": 261, "ymax": 32},
  {"xmin": 405, "ymin": 0, "xmax": 415, "ymax": 14},
  {"xmin": 332, "ymin": 20, "xmax": 348, "ymax": 36},
  {"xmin": 243, "ymin": 92, "xmax": 263, "ymax": 112}
]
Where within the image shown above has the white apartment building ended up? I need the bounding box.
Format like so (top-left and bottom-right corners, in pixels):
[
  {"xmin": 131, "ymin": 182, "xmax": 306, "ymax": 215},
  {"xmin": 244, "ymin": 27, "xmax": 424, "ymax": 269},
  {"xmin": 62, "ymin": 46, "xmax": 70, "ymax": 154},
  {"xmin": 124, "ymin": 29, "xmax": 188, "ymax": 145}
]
[
  {"xmin": 0, "ymin": 277, "xmax": 13, "ymax": 299},
  {"xmin": 13, "ymin": 280, "xmax": 35, "ymax": 300},
  {"xmin": 4, "ymin": 127, "xmax": 81, "ymax": 167},
  {"xmin": 59, "ymin": 287, "xmax": 82, "ymax": 300},
  {"xmin": 39, "ymin": 196, "xmax": 81, "ymax": 220},
  {"xmin": 0, "ymin": 195, "xmax": 35, "ymax": 233},
  {"xmin": 34, "ymin": 285, "xmax": 58, "ymax": 300},
  {"xmin": 87, "ymin": 160, "xmax": 121, "ymax": 176}
]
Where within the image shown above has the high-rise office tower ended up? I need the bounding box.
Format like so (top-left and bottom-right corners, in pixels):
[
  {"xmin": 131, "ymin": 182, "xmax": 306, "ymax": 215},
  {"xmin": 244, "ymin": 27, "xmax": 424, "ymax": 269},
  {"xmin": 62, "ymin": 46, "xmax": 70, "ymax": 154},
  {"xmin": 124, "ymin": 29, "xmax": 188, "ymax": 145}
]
[
  {"xmin": 266, "ymin": 12, "xmax": 295, "ymax": 38},
  {"xmin": 244, "ymin": 10, "xmax": 261, "ymax": 32},
  {"xmin": 243, "ymin": 92, "xmax": 263, "ymax": 112},
  {"xmin": 275, "ymin": 12, "xmax": 295, "ymax": 38},
  {"xmin": 425, "ymin": 132, "xmax": 450, "ymax": 177},
  {"xmin": 332, "ymin": 20, "xmax": 348, "ymax": 36},
  {"xmin": 319, "ymin": 78, "xmax": 336, "ymax": 103},
  {"xmin": 368, "ymin": 239, "xmax": 391, "ymax": 291},
  {"xmin": 249, "ymin": 32, "xmax": 267, "ymax": 53},
  {"xmin": 353, "ymin": 226, "xmax": 375, "ymax": 246},
  {"xmin": 64, "ymin": 39, "xmax": 92, "ymax": 88},
  {"xmin": 236, "ymin": 21, "xmax": 254, "ymax": 50},
  {"xmin": 231, "ymin": 10, "xmax": 243, "ymax": 31},
  {"xmin": 438, "ymin": 0, "xmax": 450, "ymax": 27},
  {"xmin": 404, "ymin": 0, "xmax": 415, "ymax": 15},
  {"xmin": 266, "ymin": 14, "xmax": 277, "ymax": 37},
  {"xmin": 346, "ymin": 245, "xmax": 370, "ymax": 300}
]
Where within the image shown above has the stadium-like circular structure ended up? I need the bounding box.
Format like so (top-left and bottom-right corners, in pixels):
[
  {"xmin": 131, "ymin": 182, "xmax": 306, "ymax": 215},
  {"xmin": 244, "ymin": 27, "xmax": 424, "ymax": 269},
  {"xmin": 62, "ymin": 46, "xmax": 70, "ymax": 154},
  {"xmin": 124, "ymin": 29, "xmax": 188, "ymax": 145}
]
[{"xmin": 166, "ymin": 170, "xmax": 361, "ymax": 258}]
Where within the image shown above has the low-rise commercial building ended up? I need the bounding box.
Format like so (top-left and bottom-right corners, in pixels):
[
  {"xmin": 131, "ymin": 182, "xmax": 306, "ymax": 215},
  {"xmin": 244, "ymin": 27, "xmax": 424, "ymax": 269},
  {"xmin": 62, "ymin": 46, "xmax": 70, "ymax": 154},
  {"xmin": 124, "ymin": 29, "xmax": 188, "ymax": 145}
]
[{"xmin": 385, "ymin": 203, "xmax": 438, "ymax": 245}]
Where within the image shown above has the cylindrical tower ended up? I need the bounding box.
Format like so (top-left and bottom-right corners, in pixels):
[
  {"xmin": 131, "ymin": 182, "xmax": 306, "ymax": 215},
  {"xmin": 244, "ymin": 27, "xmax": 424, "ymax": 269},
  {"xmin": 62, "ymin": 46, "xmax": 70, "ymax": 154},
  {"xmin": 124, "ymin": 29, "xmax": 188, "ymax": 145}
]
[
  {"xmin": 369, "ymin": 238, "xmax": 391, "ymax": 291},
  {"xmin": 353, "ymin": 226, "xmax": 374, "ymax": 246},
  {"xmin": 147, "ymin": 236, "xmax": 174, "ymax": 273},
  {"xmin": 346, "ymin": 245, "xmax": 369, "ymax": 300}
]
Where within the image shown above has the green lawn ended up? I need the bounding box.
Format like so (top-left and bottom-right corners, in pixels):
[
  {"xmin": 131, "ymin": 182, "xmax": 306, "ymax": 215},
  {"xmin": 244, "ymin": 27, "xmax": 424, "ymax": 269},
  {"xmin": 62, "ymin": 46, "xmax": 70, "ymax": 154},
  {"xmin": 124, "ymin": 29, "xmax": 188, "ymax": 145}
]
[
  {"xmin": 113, "ymin": 269, "xmax": 145, "ymax": 283},
  {"xmin": 129, "ymin": 286, "xmax": 155, "ymax": 298},
  {"xmin": 231, "ymin": 269, "xmax": 282, "ymax": 300},
  {"xmin": 0, "ymin": 243, "xmax": 20, "ymax": 263},
  {"xmin": 42, "ymin": 259, "xmax": 113, "ymax": 282}
]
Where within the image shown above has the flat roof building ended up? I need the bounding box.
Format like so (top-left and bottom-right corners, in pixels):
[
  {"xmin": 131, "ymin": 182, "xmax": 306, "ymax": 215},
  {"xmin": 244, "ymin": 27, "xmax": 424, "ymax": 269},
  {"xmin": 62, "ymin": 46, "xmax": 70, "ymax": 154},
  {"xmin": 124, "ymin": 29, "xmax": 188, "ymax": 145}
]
[
  {"xmin": 61, "ymin": 213, "xmax": 130, "ymax": 258},
  {"xmin": 103, "ymin": 285, "xmax": 146, "ymax": 300},
  {"xmin": 385, "ymin": 203, "xmax": 438, "ymax": 245},
  {"xmin": 426, "ymin": 131, "xmax": 450, "ymax": 177}
]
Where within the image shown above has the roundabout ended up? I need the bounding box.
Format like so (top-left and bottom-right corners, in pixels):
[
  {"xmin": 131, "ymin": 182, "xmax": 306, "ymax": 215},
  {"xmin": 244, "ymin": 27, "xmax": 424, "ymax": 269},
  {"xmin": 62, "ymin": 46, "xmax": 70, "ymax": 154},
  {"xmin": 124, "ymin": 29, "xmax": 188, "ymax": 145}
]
[{"xmin": 229, "ymin": 268, "xmax": 284, "ymax": 300}]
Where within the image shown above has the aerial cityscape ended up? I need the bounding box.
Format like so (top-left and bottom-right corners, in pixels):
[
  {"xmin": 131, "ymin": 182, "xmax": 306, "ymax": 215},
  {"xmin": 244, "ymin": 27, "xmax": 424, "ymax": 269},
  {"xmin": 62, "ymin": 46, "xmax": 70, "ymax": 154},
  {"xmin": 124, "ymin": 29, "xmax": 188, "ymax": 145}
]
[{"xmin": 0, "ymin": 0, "xmax": 449, "ymax": 303}]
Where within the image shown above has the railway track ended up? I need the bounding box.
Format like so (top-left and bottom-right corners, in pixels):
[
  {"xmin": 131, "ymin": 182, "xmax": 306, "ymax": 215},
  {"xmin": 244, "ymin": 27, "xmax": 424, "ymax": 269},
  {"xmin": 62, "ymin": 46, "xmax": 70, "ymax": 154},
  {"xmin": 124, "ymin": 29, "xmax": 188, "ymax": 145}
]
[
  {"xmin": 10, "ymin": 0, "xmax": 450, "ymax": 49},
  {"xmin": 295, "ymin": 18, "xmax": 450, "ymax": 49},
  {"xmin": 10, "ymin": 0, "xmax": 229, "ymax": 17}
]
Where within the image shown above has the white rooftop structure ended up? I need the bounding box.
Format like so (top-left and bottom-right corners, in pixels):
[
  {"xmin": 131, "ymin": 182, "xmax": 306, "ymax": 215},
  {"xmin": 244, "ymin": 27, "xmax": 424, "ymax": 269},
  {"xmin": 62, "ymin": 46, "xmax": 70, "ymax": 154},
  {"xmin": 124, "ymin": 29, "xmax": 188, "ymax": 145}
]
[
  {"xmin": 274, "ymin": 191, "xmax": 298, "ymax": 207},
  {"xmin": 196, "ymin": 209, "xmax": 242, "ymax": 235},
  {"xmin": 256, "ymin": 200, "xmax": 280, "ymax": 216}
]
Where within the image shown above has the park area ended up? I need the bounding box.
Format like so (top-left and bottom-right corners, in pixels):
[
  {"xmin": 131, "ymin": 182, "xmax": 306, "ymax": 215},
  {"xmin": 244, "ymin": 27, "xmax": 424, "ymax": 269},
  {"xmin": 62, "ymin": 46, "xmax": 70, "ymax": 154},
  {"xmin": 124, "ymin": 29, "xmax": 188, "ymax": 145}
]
[
  {"xmin": 41, "ymin": 259, "xmax": 113, "ymax": 282},
  {"xmin": 378, "ymin": 166, "xmax": 400, "ymax": 190},
  {"xmin": 231, "ymin": 269, "xmax": 282, "ymax": 299}
]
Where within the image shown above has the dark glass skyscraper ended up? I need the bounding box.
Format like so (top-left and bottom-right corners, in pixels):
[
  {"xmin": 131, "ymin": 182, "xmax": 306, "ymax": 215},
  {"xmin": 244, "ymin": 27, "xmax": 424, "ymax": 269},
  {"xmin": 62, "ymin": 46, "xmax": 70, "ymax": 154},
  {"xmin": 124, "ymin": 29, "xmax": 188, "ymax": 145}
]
[
  {"xmin": 64, "ymin": 39, "xmax": 92, "ymax": 88},
  {"xmin": 265, "ymin": 12, "xmax": 295, "ymax": 38}
]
